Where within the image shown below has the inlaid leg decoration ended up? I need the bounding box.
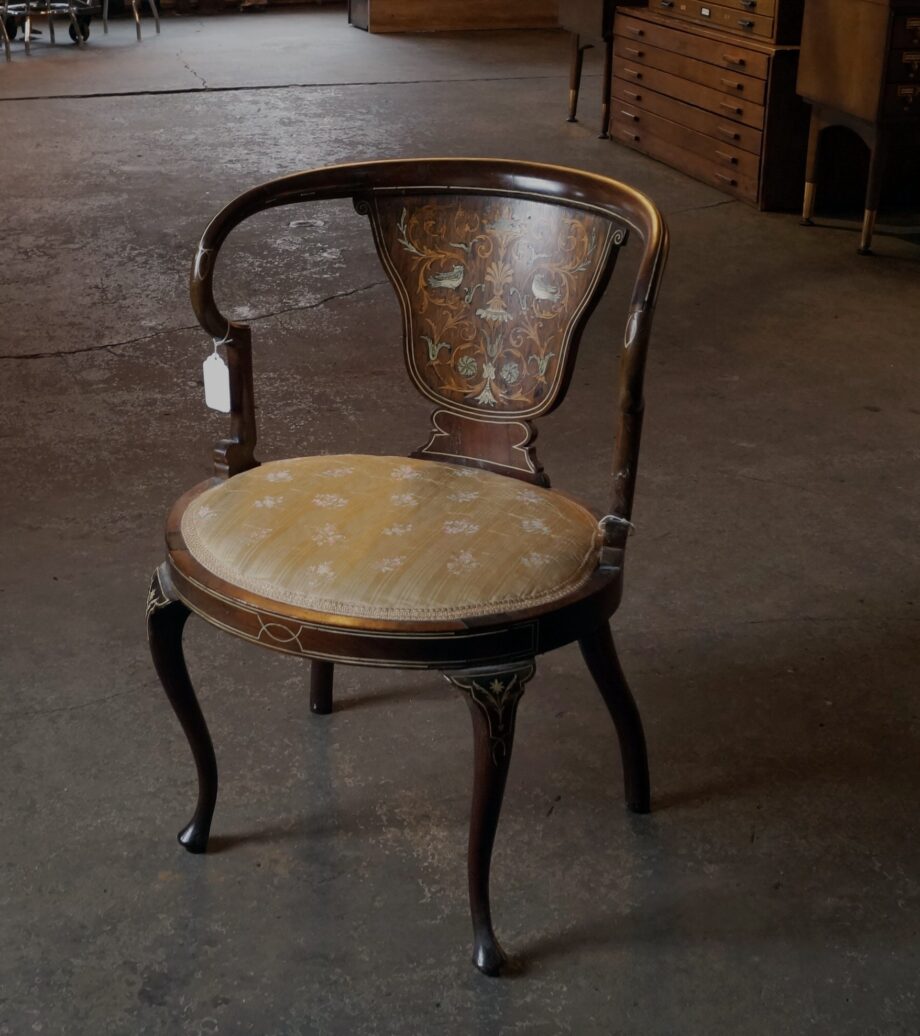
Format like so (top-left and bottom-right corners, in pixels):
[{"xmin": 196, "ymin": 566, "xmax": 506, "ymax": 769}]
[
  {"xmin": 310, "ymin": 659, "xmax": 334, "ymax": 715},
  {"xmin": 147, "ymin": 564, "xmax": 217, "ymax": 853},
  {"xmin": 579, "ymin": 623, "xmax": 650, "ymax": 814},
  {"xmin": 447, "ymin": 661, "xmax": 535, "ymax": 977}
]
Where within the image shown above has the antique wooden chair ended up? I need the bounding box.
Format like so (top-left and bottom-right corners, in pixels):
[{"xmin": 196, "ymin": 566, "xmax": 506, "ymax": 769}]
[{"xmin": 148, "ymin": 158, "xmax": 669, "ymax": 976}]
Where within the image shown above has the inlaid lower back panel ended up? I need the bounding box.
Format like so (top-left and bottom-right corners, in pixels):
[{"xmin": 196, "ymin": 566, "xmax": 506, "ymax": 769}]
[{"xmin": 366, "ymin": 194, "xmax": 624, "ymax": 420}]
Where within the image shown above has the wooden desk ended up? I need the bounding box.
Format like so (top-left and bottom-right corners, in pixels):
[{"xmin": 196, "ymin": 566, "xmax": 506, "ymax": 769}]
[{"xmin": 798, "ymin": 0, "xmax": 920, "ymax": 252}]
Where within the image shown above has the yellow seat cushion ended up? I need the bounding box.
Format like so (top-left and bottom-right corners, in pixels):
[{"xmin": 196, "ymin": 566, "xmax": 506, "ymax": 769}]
[{"xmin": 180, "ymin": 455, "xmax": 602, "ymax": 622}]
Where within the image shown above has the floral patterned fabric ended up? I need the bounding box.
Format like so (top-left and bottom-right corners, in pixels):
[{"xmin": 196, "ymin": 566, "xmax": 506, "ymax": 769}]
[{"xmin": 180, "ymin": 455, "xmax": 602, "ymax": 622}]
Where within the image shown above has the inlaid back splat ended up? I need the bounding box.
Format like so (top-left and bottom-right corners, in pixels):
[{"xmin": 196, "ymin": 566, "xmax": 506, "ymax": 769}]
[{"xmin": 364, "ymin": 193, "xmax": 627, "ymax": 483}]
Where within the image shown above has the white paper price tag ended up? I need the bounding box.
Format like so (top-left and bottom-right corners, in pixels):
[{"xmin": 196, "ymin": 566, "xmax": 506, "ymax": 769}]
[{"xmin": 203, "ymin": 348, "xmax": 231, "ymax": 413}]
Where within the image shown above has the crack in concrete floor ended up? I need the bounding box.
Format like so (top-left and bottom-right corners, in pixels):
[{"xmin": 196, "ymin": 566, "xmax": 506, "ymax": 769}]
[{"xmin": 0, "ymin": 279, "xmax": 387, "ymax": 360}]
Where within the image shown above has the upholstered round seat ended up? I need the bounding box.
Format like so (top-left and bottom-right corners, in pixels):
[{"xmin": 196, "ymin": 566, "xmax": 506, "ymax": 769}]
[{"xmin": 179, "ymin": 455, "xmax": 602, "ymax": 622}]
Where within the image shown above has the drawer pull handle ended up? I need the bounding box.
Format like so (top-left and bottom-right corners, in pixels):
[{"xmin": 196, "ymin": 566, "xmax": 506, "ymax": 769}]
[
  {"xmin": 624, "ymin": 67, "xmax": 643, "ymax": 79},
  {"xmin": 623, "ymin": 90, "xmax": 642, "ymax": 101},
  {"xmin": 738, "ymin": 19, "xmax": 755, "ymax": 28},
  {"xmin": 723, "ymin": 53, "xmax": 746, "ymax": 67},
  {"xmin": 620, "ymin": 129, "xmax": 641, "ymax": 142},
  {"xmin": 659, "ymin": 0, "xmax": 674, "ymax": 6},
  {"xmin": 740, "ymin": 0, "xmax": 756, "ymax": 7},
  {"xmin": 721, "ymin": 78, "xmax": 744, "ymax": 91},
  {"xmin": 720, "ymin": 101, "xmax": 744, "ymax": 114},
  {"xmin": 625, "ymin": 26, "xmax": 644, "ymax": 37},
  {"xmin": 715, "ymin": 150, "xmax": 739, "ymax": 165},
  {"xmin": 625, "ymin": 47, "xmax": 644, "ymax": 57},
  {"xmin": 715, "ymin": 173, "xmax": 738, "ymax": 186},
  {"xmin": 621, "ymin": 109, "xmax": 640, "ymax": 121},
  {"xmin": 716, "ymin": 125, "xmax": 741, "ymax": 141}
]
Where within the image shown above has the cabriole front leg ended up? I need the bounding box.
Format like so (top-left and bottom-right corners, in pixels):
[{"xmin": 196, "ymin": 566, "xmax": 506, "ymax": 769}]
[
  {"xmin": 447, "ymin": 661, "xmax": 534, "ymax": 977},
  {"xmin": 147, "ymin": 564, "xmax": 217, "ymax": 853}
]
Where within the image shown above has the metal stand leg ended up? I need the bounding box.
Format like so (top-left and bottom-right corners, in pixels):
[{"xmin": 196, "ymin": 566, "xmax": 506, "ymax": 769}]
[
  {"xmin": 68, "ymin": 3, "xmax": 84, "ymax": 48},
  {"xmin": 102, "ymin": 0, "xmax": 108, "ymax": 33},
  {"xmin": 148, "ymin": 0, "xmax": 159, "ymax": 34},
  {"xmin": 131, "ymin": 0, "xmax": 140, "ymax": 40}
]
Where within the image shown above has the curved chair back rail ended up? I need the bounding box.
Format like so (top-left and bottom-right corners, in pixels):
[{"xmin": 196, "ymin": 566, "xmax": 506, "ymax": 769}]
[{"xmin": 189, "ymin": 159, "xmax": 667, "ymax": 545}]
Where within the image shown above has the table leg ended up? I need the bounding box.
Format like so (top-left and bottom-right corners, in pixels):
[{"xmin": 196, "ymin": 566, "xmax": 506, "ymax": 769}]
[
  {"xmin": 568, "ymin": 33, "xmax": 586, "ymax": 123},
  {"xmin": 600, "ymin": 36, "xmax": 613, "ymax": 139},
  {"xmin": 801, "ymin": 111, "xmax": 821, "ymax": 226},
  {"xmin": 859, "ymin": 130, "xmax": 887, "ymax": 256}
]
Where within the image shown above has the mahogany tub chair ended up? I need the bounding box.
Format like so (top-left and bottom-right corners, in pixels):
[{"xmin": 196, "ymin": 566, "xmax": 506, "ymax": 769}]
[{"xmin": 147, "ymin": 158, "xmax": 669, "ymax": 976}]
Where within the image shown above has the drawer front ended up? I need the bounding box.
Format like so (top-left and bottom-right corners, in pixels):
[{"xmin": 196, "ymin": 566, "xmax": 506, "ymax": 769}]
[
  {"xmin": 611, "ymin": 118, "xmax": 759, "ymax": 202},
  {"xmin": 891, "ymin": 15, "xmax": 920, "ymax": 49},
  {"xmin": 888, "ymin": 50, "xmax": 920, "ymax": 83},
  {"xmin": 614, "ymin": 37, "xmax": 767, "ymax": 104},
  {"xmin": 614, "ymin": 65, "xmax": 766, "ymax": 128},
  {"xmin": 613, "ymin": 104, "xmax": 762, "ymax": 179},
  {"xmin": 612, "ymin": 78, "xmax": 764, "ymax": 153},
  {"xmin": 885, "ymin": 82, "xmax": 920, "ymax": 117},
  {"xmin": 653, "ymin": 0, "xmax": 775, "ymax": 40},
  {"xmin": 616, "ymin": 12, "xmax": 770, "ymax": 78}
]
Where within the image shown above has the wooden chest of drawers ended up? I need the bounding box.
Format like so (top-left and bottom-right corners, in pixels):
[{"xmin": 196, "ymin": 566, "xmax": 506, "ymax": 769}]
[
  {"xmin": 649, "ymin": 0, "xmax": 804, "ymax": 45},
  {"xmin": 611, "ymin": 8, "xmax": 808, "ymax": 209}
]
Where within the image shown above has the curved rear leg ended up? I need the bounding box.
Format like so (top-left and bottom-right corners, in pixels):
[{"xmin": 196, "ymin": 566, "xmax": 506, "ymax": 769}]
[
  {"xmin": 447, "ymin": 661, "xmax": 534, "ymax": 977},
  {"xmin": 579, "ymin": 623, "xmax": 650, "ymax": 814},
  {"xmin": 147, "ymin": 564, "xmax": 217, "ymax": 853}
]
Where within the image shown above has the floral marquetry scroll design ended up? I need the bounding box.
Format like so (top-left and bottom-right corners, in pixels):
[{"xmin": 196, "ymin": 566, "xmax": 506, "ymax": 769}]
[
  {"xmin": 447, "ymin": 662, "xmax": 536, "ymax": 764},
  {"xmin": 366, "ymin": 195, "xmax": 625, "ymax": 420}
]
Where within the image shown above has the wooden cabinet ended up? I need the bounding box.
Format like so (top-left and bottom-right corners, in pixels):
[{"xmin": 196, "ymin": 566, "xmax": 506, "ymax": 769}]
[
  {"xmin": 647, "ymin": 0, "xmax": 804, "ymax": 44},
  {"xmin": 798, "ymin": 0, "xmax": 920, "ymax": 252},
  {"xmin": 347, "ymin": 0, "xmax": 559, "ymax": 33},
  {"xmin": 611, "ymin": 8, "xmax": 808, "ymax": 210}
]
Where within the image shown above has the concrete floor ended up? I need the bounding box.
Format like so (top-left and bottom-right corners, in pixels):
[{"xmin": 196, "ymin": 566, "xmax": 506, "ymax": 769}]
[{"xmin": 2, "ymin": 7, "xmax": 919, "ymax": 1034}]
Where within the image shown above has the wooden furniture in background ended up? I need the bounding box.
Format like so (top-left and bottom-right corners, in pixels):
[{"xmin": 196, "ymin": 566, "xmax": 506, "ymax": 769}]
[
  {"xmin": 347, "ymin": 0, "xmax": 558, "ymax": 33},
  {"xmin": 610, "ymin": 6, "xmax": 809, "ymax": 209},
  {"xmin": 149, "ymin": 158, "xmax": 669, "ymax": 976},
  {"xmin": 798, "ymin": 0, "xmax": 920, "ymax": 254},
  {"xmin": 650, "ymin": 0, "xmax": 804, "ymax": 44},
  {"xmin": 562, "ymin": 0, "xmax": 617, "ymax": 138}
]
